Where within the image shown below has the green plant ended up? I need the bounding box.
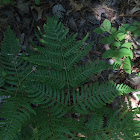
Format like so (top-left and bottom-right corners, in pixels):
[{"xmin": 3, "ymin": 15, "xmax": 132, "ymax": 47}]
[
  {"xmin": 0, "ymin": 17, "xmax": 139, "ymax": 140},
  {"xmin": 0, "ymin": 0, "xmax": 13, "ymax": 5},
  {"xmin": 34, "ymin": 0, "xmax": 40, "ymax": 5},
  {"xmin": 94, "ymin": 19, "xmax": 140, "ymax": 74},
  {"xmin": 0, "ymin": 0, "xmax": 40, "ymax": 5}
]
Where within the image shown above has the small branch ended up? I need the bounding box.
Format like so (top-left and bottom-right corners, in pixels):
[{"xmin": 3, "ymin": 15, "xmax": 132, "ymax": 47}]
[{"xmin": 119, "ymin": 14, "xmax": 140, "ymax": 17}]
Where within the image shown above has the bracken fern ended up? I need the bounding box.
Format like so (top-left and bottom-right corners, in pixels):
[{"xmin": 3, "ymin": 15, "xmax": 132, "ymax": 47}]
[{"xmin": 0, "ymin": 16, "xmax": 139, "ymax": 140}]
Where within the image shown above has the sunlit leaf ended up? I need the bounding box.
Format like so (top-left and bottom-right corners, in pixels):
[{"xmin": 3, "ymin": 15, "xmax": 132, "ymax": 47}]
[
  {"xmin": 123, "ymin": 57, "xmax": 131, "ymax": 74},
  {"xmin": 121, "ymin": 42, "xmax": 132, "ymax": 49},
  {"xmin": 103, "ymin": 19, "xmax": 111, "ymax": 31},
  {"xmin": 119, "ymin": 48, "xmax": 133, "ymax": 59},
  {"xmin": 112, "ymin": 42, "xmax": 121, "ymax": 48},
  {"xmin": 102, "ymin": 49, "xmax": 116, "ymax": 58},
  {"xmin": 117, "ymin": 33, "xmax": 125, "ymax": 41}
]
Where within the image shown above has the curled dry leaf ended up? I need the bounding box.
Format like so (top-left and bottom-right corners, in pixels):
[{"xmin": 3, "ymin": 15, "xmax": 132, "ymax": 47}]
[
  {"xmin": 69, "ymin": 0, "xmax": 84, "ymax": 12},
  {"xmin": 52, "ymin": 4, "xmax": 66, "ymax": 18},
  {"xmin": 31, "ymin": 4, "xmax": 51, "ymax": 21}
]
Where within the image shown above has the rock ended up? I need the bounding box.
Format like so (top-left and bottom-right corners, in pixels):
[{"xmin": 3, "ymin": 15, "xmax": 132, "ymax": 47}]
[
  {"xmin": 115, "ymin": 19, "xmax": 121, "ymax": 26},
  {"xmin": 129, "ymin": 72, "xmax": 140, "ymax": 86},
  {"xmin": 18, "ymin": 33, "xmax": 25, "ymax": 45},
  {"xmin": 0, "ymin": 96, "xmax": 10, "ymax": 104},
  {"xmin": 101, "ymin": 13, "xmax": 108, "ymax": 19},
  {"xmin": 92, "ymin": 20, "xmax": 100, "ymax": 25},
  {"xmin": 79, "ymin": 19, "xmax": 86, "ymax": 28},
  {"xmin": 68, "ymin": 17, "xmax": 78, "ymax": 31},
  {"xmin": 52, "ymin": 4, "xmax": 66, "ymax": 18},
  {"xmin": 132, "ymin": 91, "xmax": 140, "ymax": 102},
  {"xmin": 16, "ymin": 0, "xmax": 30, "ymax": 14},
  {"xmin": 108, "ymin": 59, "xmax": 114, "ymax": 65}
]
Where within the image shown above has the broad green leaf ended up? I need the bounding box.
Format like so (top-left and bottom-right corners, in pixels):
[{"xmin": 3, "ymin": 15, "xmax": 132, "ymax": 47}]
[
  {"xmin": 100, "ymin": 35, "xmax": 114, "ymax": 45},
  {"xmin": 93, "ymin": 27, "xmax": 105, "ymax": 34},
  {"xmin": 111, "ymin": 27, "xmax": 117, "ymax": 34},
  {"xmin": 100, "ymin": 37, "xmax": 109, "ymax": 44},
  {"xmin": 123, "ymin": 57, "xmax": 131, "ymax": 74},
  {"xmin": 112, "ymin": 48, "xmax": 133, "ymax": 60},
  {"xmin": 127, "ymin": 26, "xmax": 137, "ymax": 31},
  {"xmin": 112, "ymin": 42, "xmax": 121, "ymax": 48},
  {"xmin": 139, "ymin": 72, "xmax": 140, "ymax": 76},
  {"xmin": 119, "ymin": 48, "xmax": 133, "ymax": 59},
  {"xmin": 103, "ymin": 19, "xmax": 111, "ymax": 31},
  {"xmin": 117, "ymin": 33, "xmax": 125, "ymax": 41},
  {"xmin": 102, "ymin": 49, "xmax": 116, "ymax": 58},
  {"xmin": 121, "ymin": 42, "xmax": 132, "ymax": 49}
]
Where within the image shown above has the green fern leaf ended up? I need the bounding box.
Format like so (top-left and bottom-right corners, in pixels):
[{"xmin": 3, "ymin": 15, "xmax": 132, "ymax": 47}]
[
  {"xmin": 82, "ymin": 107, "xmax": 140, "ymax": 140},
  {"xmin": 0, "ymin": 28, "xmax": 31, "ymax": 91},
  {"xmin": 72, "ymin": 82, "xmax": 136, "ymax": 114},
  {"xmin": 23, "ymin": 81, "xmax": 69, "ymax": 117},
  {"xmin": 0, "ymin": 97, "xmax": 35, "ymax": 140},
  {"xmin": 30, "ymin": 108, "xmax": 82, "ymax": 140},
  {"xmin": 0, "ymin": 17, "xmax": 139, "ymax": 140}
]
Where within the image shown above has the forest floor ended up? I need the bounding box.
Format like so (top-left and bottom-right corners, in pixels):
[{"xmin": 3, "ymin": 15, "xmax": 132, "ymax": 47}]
[{"xmin": 0, "ymin": 0, "xmax": 140, "ymax": 117}]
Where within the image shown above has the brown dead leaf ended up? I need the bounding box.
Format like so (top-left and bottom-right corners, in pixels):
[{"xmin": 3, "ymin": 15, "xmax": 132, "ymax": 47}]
[
  {"xmin": 77, "ymin": 133, "xmax": 86, "ymax": 138},
  {"xmin": 69, "ymin": 0, "xmax": 84, "ymax": 11},
  {"xmin": 31, "ymin": 4, "xmax": 51, "ymax": 21},
  {"xmin": 69, "ymin": 0, "xmax": 90, "ymax": 14}
]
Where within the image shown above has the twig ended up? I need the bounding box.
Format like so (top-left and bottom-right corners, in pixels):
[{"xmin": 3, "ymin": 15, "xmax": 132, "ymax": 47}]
[{"xmin": 119, "ymin": 14, "xmax": 140, "ymax": 17}]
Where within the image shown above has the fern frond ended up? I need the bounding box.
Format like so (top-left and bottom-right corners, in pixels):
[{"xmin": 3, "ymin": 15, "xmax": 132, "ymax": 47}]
[
  {"xmin": 82, "ymin": 107, "xmax": 140, "ymax": 140},
  {"xmin": 0, "ymin": 70, "xmax": 5, "ymax": 87},
  {"xmin": 24, "ymin": 54, "xmax": 64, "ymax": 70},
  {"xmin": 0, "ymin": 17, "xmax": 137, "ymax": 140},
  {"xmin": 0, "ymin": 28, "xmax": 31, "ymax": 90},
  {"xmin": 0, "ymin": 96, "xmax": 36, "ymax": 140},
  {"xmin": 24, "ymin": 81, "xmax": 69, "ymax": 117},
  {"xmin": 25, "ymin": 16, "xmax": 93, "ymax": 71},
  {"xmin": 0, "ymin": 27, "xmax": 35, "ymax": 139},
  {"xmin": 1, "ymin": 27, "xmax": 19, "ymax": 55},
  {"xmin": 27, "ymin": 69, "xmax": 67, "ymax": 89},
  {"xmin": 72, "ymin": 82, "xmax": 136, "ymax": 114},
  {"xmin": 69, "ymin": 61, "xmax": 109, "ymax": 88},
  {"xmin": 30, "ymin": 108, "xmax": 82, "ymax": 140},
  {"xmin": 112, "ymin": 60, "xmax": 122, "ymax": 69},
  {"xmin": 25, "ymin": 16, "xmax": 109, "ymax": 90}
]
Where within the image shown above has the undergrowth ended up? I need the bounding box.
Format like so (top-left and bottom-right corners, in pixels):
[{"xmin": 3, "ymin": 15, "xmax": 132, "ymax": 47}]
[
  {"xmin": 0, "ymin": 0, "xmax": 40, "ymax": 5},
  {"xmin": 0, "ymin": 16, "xmax": 140, "ymax": 140}
]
